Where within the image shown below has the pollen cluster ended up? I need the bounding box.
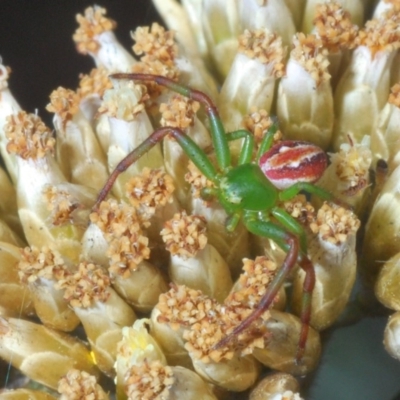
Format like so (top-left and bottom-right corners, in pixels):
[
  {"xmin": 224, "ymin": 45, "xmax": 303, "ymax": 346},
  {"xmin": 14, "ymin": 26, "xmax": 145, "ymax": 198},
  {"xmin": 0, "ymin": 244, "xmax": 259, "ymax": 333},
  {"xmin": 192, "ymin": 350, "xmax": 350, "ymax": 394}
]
[
  {"xmin": 291, "ymin": 33, "xmax": 330, "ymax": 85},
  {"xmin": 5, "ymin": 111, "xmax": 55, "ymax": 159},
  {"xmin": 161, "ymin": 212, "xmax": 207, "ymax": 258},
  {"xmin": 125, "ymin": 168, "xmax": 175, "ymax": 221},
  {"xmin": 73, "ymin": 6, "xmax": 116, "ymax": 54}
]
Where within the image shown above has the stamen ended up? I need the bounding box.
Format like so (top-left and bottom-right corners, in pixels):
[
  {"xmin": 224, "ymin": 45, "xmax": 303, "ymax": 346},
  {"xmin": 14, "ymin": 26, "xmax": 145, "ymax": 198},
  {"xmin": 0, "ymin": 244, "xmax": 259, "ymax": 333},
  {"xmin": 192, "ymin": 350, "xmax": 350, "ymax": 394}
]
[
  {"xmin": 73, "ymin": 6, "xmax": 116, "ymax": 55},
  {"xmin": 78, "ymin": 67, "xmax": 113, "ymax": 98},
  {"xmin": 291, "ymin": 33, "xmax": 330, "ymax": 86},
  {"xmin": 238, "ymin": 29, "xmax": 285, "ymax": 78},
  {"xmin": 314, "ymin": 1, "xmax": 359, "ymax": 51},
  {"xmin": 5, "ymin": 111, "xmax": 55, "ymax": 159}
]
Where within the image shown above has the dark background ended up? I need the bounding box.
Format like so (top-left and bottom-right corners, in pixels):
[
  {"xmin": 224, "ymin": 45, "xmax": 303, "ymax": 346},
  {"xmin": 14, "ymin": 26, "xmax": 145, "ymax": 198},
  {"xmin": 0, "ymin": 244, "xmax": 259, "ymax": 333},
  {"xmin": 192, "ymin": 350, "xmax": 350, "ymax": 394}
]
[
  {"xmin": 0, "ymin": 0, "xmax": 160, "ymax": 388},
  {"xmin": 0, "ymin": 0, "xmax": 162, "ymax": 125}
]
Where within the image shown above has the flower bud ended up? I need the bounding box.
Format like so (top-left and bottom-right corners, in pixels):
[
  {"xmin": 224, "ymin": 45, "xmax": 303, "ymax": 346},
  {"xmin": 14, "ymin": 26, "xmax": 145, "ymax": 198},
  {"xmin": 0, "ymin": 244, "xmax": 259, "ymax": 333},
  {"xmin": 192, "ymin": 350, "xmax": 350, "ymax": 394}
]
[
  {"xmin": 252, "ymin": 310, "xmax": 321, "ymax": 376},
  {"xmin": 249, "ymin": 372, "xmax": 302, "ymax": 400},
  {"xmin": 332, "ymin": 12, "xmax": 400, "ymax": 149},
  {"xmin": 0, "ymin": 62, "xmax": 21, "ymax": 183},
  {"xmin": 219, "ymin": 28, "xmax": 285, "ymax": 131},
  {"xmin": 0, "ymin": 390, "xmax": 56, "ymax": 400},
  {"xmin": 0, "ymin": 317, "xmax": 99, "ymax": 390},
  {"xmin": 73, "ymin": 6, "xmax": 135, "ymax": 71},
  {"xmin": 99, "ymin": 82, "xmax": 163, "ymax": 200},
  {"xmin": 360, "ymin": 164, "xmax": 400, "ymax": 288},
  {"xmin": 375, "ymin": 251, "xmax": 400, "ymax": 310},
  {"xmin": 0, "ymin": 242, "xmax": 34, "ymax": 318},
  {"xmin": 292, "ymin": 203, "xmax": 360, "ymax": 330},
  {"xmin": 18, "ymin": 246, "xmax": 79, "ymax": 332},
  {"xmin": 161, "ymin": 212, "xmax": 233, "ymax": 302},
  {"xmin": 384, "ymin": 311, "xmax": 400, "ymax": 361},
  {"xmin": 277, "ymin": 33, "xmax": 333, "ymax": 150},
  {"xmin": 56, "ymin": 262, "xmax": 137, "ymax": 376},
  {"xmin": 46, "ymin": 87, "xmax": 108, "ymax": 191},
  {"xmin": 302, "ymin": 0, "xmax": 364, "ymax": 33}
]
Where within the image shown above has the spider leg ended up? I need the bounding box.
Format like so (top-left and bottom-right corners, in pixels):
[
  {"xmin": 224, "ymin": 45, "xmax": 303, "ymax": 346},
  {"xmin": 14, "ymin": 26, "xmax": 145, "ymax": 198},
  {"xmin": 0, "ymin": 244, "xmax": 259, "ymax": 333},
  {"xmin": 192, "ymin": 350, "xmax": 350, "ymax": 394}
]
[
  {"xmin": 279, "ymin": 181, "xmax": 332, "ymax": 202},
  {"xmin": 296, "ymin": 253, "xmax": 315, "ymax": 363},
  {"xmin": 256, "ymin": 120, "xmax": 279, "ymax": 161},
  {"xmin": 93, "ymin": 126, "xmax": 217, "ymax": 210},
  {"xmin": 225, "ymin": 129, "xmax": 255, "ymax": 165},
  {"xmin": 111, "ymin": 73, "xmax": 231, "ymax": 171},
  {"xmin": 271, "ymin": 207, "xmax": 315, "ymax": 364},
  {"xmin": 214, "ymin": 217, "xmax": 299, "ymax": 348},
  {"xmin": 215, "ymin": 213, "xmax": 315, "ymax": 365},
  {"xmin": 225, "ymin": 120, "xmax": 280, "ymax": 166}
]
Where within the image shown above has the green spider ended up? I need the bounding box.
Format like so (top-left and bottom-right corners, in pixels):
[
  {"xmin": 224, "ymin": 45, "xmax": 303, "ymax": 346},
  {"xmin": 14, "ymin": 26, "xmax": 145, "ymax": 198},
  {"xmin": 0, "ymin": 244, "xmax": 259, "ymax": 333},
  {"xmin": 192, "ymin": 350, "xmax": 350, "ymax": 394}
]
[{"xmin": 94, "ymin": 73, "xmax": 333, "ymax": 363}]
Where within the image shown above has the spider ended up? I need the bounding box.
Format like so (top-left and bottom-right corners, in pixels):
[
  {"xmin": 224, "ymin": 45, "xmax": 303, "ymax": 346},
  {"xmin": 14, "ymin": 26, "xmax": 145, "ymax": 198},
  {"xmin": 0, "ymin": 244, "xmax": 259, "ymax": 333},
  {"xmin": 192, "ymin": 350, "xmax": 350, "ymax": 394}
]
[{"xmin": 94, "ymin": 73, "xmax": 333, "ymax": 363}]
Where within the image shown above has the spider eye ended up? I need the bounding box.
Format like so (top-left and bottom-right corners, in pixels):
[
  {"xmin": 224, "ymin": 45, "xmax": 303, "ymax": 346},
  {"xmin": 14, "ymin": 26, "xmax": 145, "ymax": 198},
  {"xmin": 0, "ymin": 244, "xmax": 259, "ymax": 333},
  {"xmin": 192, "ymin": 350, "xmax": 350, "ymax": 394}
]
[{"xmin": 258, "ymin": 140, "xmax": 328, "ymax": 190}]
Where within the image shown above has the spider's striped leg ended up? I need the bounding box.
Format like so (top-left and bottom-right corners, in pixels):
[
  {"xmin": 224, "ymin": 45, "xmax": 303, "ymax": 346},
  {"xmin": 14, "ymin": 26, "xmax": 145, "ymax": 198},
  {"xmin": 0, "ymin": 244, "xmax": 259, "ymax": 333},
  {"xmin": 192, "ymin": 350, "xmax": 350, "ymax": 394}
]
[
  {"xmin": 215, "ymin": 212, "xmax": 315, "ymax": 366},
  {"xmin": 214, "ymin": 217, "xmax": 300, "ymax": 348},
  {"xmin": 272, "ymin": 207, "xmax": 315, "ymax": 365}
]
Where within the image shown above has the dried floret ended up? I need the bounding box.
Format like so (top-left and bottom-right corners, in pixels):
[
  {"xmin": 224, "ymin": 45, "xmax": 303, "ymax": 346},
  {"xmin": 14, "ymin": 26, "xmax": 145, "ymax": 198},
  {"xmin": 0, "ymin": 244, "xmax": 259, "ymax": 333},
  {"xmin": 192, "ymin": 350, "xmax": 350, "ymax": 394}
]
[
  {"xmin": 73, "ymin": 6, "xmax": 116, "ymax": 55},
  {"xmin": 78, "ymin": 67, "xmax": 113, "ymax": 98},
  {"xmin": 18, "ymin": 246, "xmax": 68, "ymax": 284},
  {"xmin": 58, "ymin": 369, "xmax": 109, "ymax": 400},
  {"xmin": 132, "ymin": 58, "xmax": 179, "ymax": 84},
  {"xmin": 160, "ymin": 95, "xmax": 200, "ymax": 129},
  {"xmin": 226, "ymin": 256, "xmax": 278, "ymax": 311},
  {"xmin": 314, "ymin": 1, "xmax": 359, "ymax": 51},
  {"xmin": 89, "ymin": 199, "xmax": 139, "ymax": 239},
  {"xmin": 107, "ymin": 233, "xmax": 151, "ymax": 276},
  {"xmin": 89, "ymin": 199, "xmax": 150, "ymax": 276},
  {"xmin": 43, "ymin": 185, "xmax": 81, "ymax": 226},
  {"xmin": 125, "ymin": 168, "xmax": 175, "ymax": 221},
  {"xmin": 238, "ymin": 29, "xmax": 285, "ymax": 78},
  {"xmin": 282, "ymin": 195, "xmax": 316, "ymax": 226},
  {"xmin": 131, "ymin": 23, "xmax": 179, "ymax": 98},
  {"xmin": 5, "ymin": 111, "xmax": 55, "ymax": 159},
  {"xmin": 132, "ymin": 23, "xmax": 177, "ymax": 64},
  {"xmin": 310, "ymin": 203, "xmax": 360, "ymax": 245},
  {"xmin": 291, "ymin": 33, "xmax": 330, "ymax": 86},
  {"xmin": 56, "ymin": 262, "xmax": 111, "ymax": 308},
  {"xmin": 46, "ymin": 87, "xmax": 80, "ymax": 125},
  {"xmin": 155, "ymin": 284, "xmax": 216, "ymax": 330},
  {"xmin": 125, "ymin": 360, "xmax": 174, "ymax": 400},
  {"xmin": 161, "ymin": 212, "xmax": 207, "ymax": 258},
  {"xmin": 356, "ymin": 10, "xmax": 400, "ymax": 57}
]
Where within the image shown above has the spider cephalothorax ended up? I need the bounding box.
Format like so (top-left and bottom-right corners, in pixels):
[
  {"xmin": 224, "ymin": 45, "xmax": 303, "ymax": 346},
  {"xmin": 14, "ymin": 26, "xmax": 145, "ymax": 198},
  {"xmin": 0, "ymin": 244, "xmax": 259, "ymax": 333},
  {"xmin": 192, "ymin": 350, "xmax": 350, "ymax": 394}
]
[{"xmin": 94, "ymin": 73, "xmax": 333, "ymax": 363}]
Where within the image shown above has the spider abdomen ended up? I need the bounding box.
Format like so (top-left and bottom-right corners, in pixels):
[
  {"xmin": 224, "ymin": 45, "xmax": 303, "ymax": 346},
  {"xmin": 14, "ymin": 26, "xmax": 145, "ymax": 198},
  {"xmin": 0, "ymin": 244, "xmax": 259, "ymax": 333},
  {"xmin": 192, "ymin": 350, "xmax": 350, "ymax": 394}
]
[
  {"xmin": 219, "ymin": 163, "xmax": 278, "ymax": 212},
  {"xmin": 259, "ymin": 141, "xmax": 327, "ymax": 190}
]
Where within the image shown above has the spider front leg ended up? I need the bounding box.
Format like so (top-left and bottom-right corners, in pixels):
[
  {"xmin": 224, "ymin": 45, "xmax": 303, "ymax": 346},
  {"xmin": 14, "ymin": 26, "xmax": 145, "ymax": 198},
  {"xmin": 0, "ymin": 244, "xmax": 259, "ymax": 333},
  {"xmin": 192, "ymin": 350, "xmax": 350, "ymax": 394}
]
[
  {"xmin": 93, "ymin": 126, "xmax": 218, "ymax": 210},
  {"xmin": 111, "ymin": 73, "xmax": 232, "ymax": 171}
]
